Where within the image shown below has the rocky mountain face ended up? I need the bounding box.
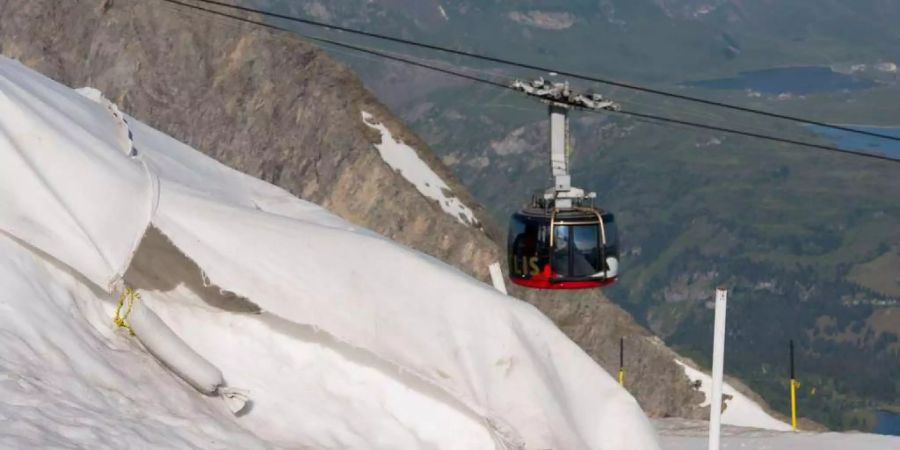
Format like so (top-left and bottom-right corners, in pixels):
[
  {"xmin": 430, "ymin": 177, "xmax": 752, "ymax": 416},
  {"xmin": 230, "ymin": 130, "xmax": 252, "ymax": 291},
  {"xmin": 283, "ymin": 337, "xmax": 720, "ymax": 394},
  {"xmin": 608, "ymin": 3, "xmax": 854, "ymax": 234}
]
[{"xmin": 0, "ymin": 0, "xmax": 714, "ymax": 419}]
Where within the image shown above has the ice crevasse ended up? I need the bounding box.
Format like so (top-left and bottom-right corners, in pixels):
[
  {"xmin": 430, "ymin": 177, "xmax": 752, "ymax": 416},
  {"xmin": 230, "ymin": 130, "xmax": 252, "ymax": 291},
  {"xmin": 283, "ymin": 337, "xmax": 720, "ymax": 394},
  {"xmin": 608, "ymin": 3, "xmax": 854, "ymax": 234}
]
[{"xmin": 0, "ymin": 56, "xmax": 660, "ymax": 450}]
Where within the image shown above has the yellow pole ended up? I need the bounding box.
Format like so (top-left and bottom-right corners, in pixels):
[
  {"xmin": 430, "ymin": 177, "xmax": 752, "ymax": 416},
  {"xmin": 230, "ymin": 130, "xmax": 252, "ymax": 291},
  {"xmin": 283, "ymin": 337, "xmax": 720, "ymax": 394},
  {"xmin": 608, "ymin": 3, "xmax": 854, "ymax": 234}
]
[
  {"xmin": 790, "ymin": 339, "xmax": 798, "ymax": 431},
  {"xmin": 618, "ymin": 368, "xmax": 625, "ymax": 386},
  {"xmin": 790, "ymin": 378, "xmax": 798, "ymax": 430},
  {"xmin": 618, "ymin": 337, "xmax": 625, "ymax": 386}
]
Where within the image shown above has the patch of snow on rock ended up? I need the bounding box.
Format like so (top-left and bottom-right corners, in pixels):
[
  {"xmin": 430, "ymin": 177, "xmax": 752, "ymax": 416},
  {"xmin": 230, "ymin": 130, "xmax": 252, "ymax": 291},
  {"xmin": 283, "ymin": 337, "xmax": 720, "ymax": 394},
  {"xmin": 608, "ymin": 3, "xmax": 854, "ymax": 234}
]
[
  {"xmin": 361, "ymin": 111, "xmax": 477, "ymax": 226},
  {"xmin": 694, "ymin": 5, "xmax": 716, "ymax": 16},
  {"xmin": 508, "ymin": 11, "xmax": 575, "ymax": 30},
  {"xmin": 675, "ymin": 360, "xmax": 792, "ymax": 431},
  {"xmin": 876, "ymin": 62, "xmax": 898, "ymax": 73}
]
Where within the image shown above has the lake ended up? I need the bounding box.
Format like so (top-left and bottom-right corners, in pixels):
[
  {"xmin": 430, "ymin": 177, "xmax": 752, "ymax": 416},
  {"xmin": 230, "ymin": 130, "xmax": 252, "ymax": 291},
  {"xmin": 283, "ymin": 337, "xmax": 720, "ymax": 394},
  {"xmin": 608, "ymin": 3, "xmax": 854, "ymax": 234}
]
[
  {"xmin": 874, "ymin": 410, "xmax": 900, "ymax": 436},
  {"xmin": 686, "ymin": 66, "xmax": 876, "ymax": 95},
  {"xmin": 808, "ymin": 125, "xmax": 900, "ymax": 159}
]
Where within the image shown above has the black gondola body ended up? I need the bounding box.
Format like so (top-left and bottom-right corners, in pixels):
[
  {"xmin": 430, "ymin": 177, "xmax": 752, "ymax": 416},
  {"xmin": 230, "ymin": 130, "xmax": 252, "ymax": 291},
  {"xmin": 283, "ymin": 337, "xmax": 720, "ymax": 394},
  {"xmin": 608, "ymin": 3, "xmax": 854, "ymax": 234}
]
[
  {"xmin": 505, "ymin": 79, "xmax": 622, "ymax": 290},
  {"xmin": 508, "ymin": 198, "xmax": 619, "ymax": 289}
]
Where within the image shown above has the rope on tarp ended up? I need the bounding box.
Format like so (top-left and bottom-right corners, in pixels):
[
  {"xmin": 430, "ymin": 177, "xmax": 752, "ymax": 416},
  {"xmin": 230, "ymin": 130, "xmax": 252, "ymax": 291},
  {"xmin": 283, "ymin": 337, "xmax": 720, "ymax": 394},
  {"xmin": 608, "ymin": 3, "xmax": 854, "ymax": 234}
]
[{"xmin": 113, "ymin": 287, "xmax": 140, "ymax": 335}]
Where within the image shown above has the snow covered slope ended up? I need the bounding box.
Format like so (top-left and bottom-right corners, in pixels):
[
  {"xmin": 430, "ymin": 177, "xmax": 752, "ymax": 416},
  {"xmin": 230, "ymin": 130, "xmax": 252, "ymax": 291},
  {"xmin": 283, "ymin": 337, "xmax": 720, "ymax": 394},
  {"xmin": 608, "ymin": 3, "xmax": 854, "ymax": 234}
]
[
  {"xmin": 655, "ymin": 419, "xmax": 900, "ymax": 450},
  {"xmin": 675, "ymin": 360, "xmax": 792, "ymax": 431},
  {"xmin": 0, "ymin": 56, "xmax": 659, "ymax": 449}
]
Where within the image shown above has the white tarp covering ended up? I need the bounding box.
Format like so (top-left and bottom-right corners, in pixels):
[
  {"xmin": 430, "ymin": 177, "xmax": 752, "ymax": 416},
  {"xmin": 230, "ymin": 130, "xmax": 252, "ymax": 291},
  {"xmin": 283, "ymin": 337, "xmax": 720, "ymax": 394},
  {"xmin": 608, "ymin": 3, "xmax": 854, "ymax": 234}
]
[
  {"xmin": 0, "ymin": 56, "xmax": 661, "ymax": 449},
  {"xmin": 0, "ymin": 60, "xmax": 155, "ymax": 292},
  {"xmin": 0, "ymin": 233, "xmax": 270, "ymax": 449}
]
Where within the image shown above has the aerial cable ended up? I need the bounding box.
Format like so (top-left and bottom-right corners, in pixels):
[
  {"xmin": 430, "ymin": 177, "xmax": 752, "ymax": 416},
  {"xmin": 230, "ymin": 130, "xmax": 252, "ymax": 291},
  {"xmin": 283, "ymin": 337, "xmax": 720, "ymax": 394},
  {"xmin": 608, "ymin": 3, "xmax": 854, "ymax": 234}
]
[
  {"xmin": 157, "ymin": 0, "xmax": 900, "ymax": 164},
  {"xmin": 618, "ymin": 96, "xmax": 795, "ymax": 144},
  {"xmin": 613, "ymin": 110, "xmax": 900, "ymax": 163},
  {"xmin": 181, "ymin": 0, "xmax": 900, "ymax": 145}
]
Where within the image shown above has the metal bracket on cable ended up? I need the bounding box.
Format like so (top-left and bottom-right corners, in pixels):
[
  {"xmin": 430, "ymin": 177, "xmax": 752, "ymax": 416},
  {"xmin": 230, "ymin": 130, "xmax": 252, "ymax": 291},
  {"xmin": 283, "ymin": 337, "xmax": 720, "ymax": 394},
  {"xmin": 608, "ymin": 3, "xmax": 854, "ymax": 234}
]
[
  {"xmin": 511, "ymin": 78, "xmax": 621, "ymax": 111},
  {"xmin": 511, "ymin": 78, "xmax": 619, "ymax": 208}
]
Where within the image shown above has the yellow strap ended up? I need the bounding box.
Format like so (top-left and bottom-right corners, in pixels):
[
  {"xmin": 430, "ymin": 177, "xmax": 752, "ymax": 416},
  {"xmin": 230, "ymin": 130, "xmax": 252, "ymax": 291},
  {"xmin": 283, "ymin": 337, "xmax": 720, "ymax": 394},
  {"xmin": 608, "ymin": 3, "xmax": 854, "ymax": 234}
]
[{"xmin": 113, "ymin": 287, "xmax": 140, "ymax": 336}]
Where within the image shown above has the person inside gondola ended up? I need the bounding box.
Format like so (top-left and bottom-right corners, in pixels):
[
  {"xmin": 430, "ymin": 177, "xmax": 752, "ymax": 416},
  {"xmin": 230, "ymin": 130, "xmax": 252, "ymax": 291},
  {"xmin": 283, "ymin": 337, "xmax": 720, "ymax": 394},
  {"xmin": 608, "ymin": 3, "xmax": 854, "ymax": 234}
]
[{"xmin": 510, "ymin": 220, "xmax": 540, "ymax": 277}]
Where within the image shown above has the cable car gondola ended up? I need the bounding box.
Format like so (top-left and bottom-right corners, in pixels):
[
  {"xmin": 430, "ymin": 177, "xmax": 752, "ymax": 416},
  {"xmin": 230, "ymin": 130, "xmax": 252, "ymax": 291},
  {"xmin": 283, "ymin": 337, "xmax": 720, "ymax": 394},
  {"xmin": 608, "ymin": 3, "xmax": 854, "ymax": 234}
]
[
  {"xmin": 507, "ymin": 79, "xmax": 621, "ymax": 290},
  {"xmin": 508, "ymin": 200, "xmax": 619, "ymax": 289}
]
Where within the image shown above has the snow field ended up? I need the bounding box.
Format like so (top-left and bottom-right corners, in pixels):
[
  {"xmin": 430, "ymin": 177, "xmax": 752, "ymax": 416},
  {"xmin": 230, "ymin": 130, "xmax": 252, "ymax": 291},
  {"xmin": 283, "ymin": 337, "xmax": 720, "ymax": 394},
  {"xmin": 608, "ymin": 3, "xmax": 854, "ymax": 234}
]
[
  {"xmin": 675, "ymin": 360, "xmax": 792, "ymax": 431},
  {"xmin": 655, "ymin": 419, "xmax": 900, "ymax": 450}
]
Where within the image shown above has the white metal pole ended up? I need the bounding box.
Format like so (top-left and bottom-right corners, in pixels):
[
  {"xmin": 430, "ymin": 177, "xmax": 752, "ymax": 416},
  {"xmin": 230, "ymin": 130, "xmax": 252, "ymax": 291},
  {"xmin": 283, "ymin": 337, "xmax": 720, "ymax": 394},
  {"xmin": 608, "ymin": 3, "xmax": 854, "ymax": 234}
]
[
  {"xmin": 708, "ymin": 288, "xmax": 728, "ymax": 450},
  {"xmin": 488, "ymin": 262, "xmax": 508, "ymax": 295},
  {"xmin": 549, "ymin": 103, "xmax": 569, "ymax": 181}
]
